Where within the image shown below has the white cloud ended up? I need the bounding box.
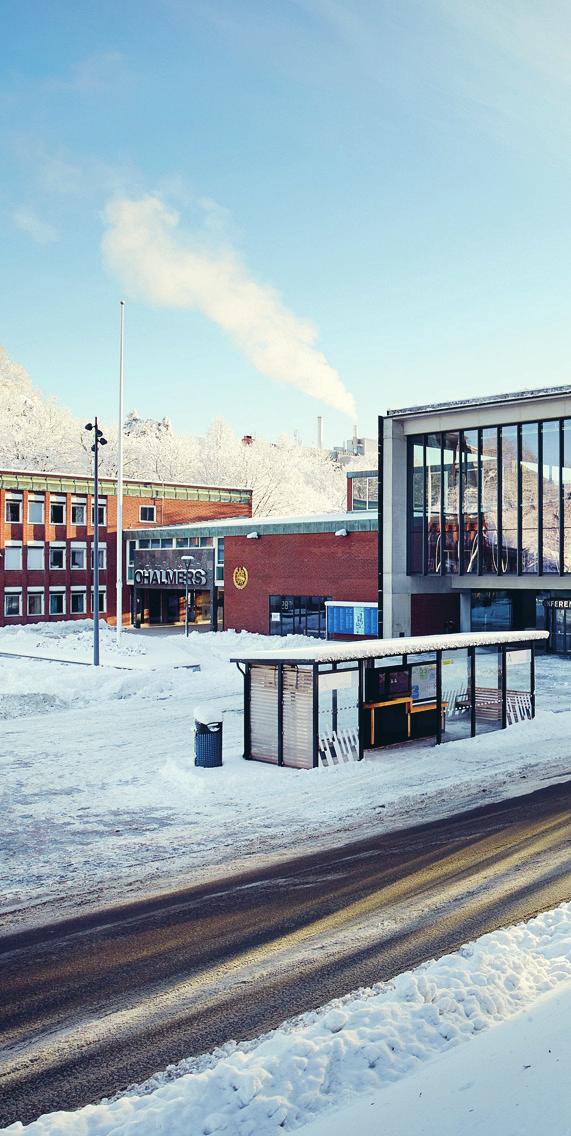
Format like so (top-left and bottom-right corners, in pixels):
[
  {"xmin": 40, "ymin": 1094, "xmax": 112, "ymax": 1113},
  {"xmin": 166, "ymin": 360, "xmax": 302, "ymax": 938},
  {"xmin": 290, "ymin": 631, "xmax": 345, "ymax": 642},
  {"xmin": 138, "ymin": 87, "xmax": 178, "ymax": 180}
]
[
  {"xmin": 102, "ymin": 195, "xmax": 356, "ymax": 417},
  {"xmin": 12, "ymin": 207, "xmax": 57, "ymax": 244}
]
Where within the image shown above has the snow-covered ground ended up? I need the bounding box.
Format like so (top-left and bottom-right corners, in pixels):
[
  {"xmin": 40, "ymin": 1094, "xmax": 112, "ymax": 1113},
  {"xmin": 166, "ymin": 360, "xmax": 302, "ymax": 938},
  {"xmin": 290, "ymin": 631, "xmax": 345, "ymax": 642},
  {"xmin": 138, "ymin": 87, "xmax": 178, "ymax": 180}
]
[
  {"xmin": 5, "ymin": 903, "xmax": 570, "ymax": 1135},
  {"xmin": 1, "ymin": 622, "xmax": 570, "ymax": 932}
]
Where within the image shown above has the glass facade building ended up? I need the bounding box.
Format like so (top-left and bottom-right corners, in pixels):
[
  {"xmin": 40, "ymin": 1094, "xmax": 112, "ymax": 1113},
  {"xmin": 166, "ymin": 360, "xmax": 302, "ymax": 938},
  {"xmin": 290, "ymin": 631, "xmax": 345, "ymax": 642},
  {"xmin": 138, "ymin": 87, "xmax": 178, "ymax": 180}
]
[{"xmin": 408, "ymin": 417, "xmax": 571, "ymax": 577}]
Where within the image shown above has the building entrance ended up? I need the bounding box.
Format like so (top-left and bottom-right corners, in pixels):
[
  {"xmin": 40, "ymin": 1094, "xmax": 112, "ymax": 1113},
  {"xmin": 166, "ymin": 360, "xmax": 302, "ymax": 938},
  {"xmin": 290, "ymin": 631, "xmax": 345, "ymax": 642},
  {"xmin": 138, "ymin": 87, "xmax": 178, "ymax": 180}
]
[{"xmin": 545, "ymin": 604, "xmax": 571, "ymax": 655}]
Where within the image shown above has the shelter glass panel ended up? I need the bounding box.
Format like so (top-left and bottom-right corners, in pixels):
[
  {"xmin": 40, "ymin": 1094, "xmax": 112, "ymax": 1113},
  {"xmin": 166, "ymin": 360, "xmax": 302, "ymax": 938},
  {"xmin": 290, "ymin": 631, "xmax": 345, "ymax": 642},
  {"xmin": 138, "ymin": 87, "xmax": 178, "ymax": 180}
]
[
  {"xmin": 474, "ymin": 646, "xmax": 502, "ymax": 734},
  {"xmin": 521, "ymin": 423, "xmax": 539, "ymax": 573},
  {"xmin": 426, "ymin": 433, "xmax": 441, "ymax": 573},
  {"xmin": 441, "ymin": 649, "xmax": 472, "ymax": 742},
  {"xmin": 501, "ymin": 426, "xmax": 518, "ymax": 574},
  {"xmin": 542, "ymin": 420, "xmax": 560, "ymax": 573},
  {"xmin": 318, "ymin": 667, "xmax": 359, "ymax": 764},
  {"xmin": 462, "ymin": 429, "xmax": 479, "ymax": 573},
  {"xmin": 481, "ymin": 429, "xmax": 499, "ymax": 573},
  {"xmin": 443, "ymin": 432, "xmax": 460, "ymax": 574},
  {"xmin": 505, "ymin": 648, "xmax": 532, "ymax": 725}
]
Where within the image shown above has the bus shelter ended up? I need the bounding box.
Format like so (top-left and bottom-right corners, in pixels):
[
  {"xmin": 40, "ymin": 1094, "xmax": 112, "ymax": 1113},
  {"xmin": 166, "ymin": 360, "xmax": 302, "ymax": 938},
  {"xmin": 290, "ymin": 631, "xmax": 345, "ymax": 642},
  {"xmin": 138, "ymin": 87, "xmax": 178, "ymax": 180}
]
[{"xmin": 232, "ymin": 630, "xmax": 548, "ymax": 769}]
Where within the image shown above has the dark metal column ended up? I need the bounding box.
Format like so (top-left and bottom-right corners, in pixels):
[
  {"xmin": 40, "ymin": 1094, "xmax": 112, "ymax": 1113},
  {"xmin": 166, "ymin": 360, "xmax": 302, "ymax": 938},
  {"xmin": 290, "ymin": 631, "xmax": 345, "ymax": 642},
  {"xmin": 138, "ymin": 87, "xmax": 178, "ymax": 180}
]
[
  {"xmin": 377, "ymin": 415, "xmax": 384, "ymax": 638},
  {"xmin": 436, "ymin": 649, "xmax": 443, "ymax": 744},
  {"xmin": 312, "ymin": 665, "xmax": 319, "ymax": 769},
  {"xmin": 277, "ymin": 664, "xmax": 284, "ymax": 767}
]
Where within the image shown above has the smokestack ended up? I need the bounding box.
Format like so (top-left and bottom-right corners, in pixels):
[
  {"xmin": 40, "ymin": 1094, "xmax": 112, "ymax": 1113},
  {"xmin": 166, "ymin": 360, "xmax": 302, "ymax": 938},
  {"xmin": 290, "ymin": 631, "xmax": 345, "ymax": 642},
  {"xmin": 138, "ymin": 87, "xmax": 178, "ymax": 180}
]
[
  {"xmin": 352, "ymin": 422, "xmax": 358, "ymax": 454},
  {"xmin": 317, "ymin": 415, "xmax": 323, "ymax": 450}
]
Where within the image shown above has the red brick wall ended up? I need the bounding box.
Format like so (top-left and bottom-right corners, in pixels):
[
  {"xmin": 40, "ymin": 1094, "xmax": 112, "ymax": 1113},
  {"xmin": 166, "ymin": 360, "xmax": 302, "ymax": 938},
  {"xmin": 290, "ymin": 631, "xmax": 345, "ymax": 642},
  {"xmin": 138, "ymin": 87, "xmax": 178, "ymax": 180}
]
[
  {"xmin": 224, "ymin": 531, "xmax": 377, "ymax": 634},
  {"xmin": 0, "ymin": 485, "xmax": 251, "ymax": 628}
]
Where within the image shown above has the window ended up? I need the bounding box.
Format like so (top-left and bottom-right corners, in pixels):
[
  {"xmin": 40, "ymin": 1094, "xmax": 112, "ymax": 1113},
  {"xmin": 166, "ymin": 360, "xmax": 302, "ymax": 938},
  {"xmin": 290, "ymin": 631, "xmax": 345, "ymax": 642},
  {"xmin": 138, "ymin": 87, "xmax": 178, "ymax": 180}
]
[
  {"xmin": 127, "ymin": 540, "xmax": 136, "ymax": 566},
  {"xmin": 90, "ymin": 545, "xmax": 106, "ymax": 569},
  {"xmin": 71, "ymin": 592, "xmax": 86, "ymax": 614},
  {"xmin": 91, "ymin": 588, "xmax": 106, "ymax": 613},
  {"xmin": 27, "ymin": 592, "xmax": 44, "ymax": 616},
  {"xmin": 5, "ymin": 500, "xmax": 21, "ymax": 523},
  {"xmin": 140, "ymin": 505, "xmax": 156, "ymax": 522},
  {"xmin": 269, "ymin": 595, "xmax": 329, "ymax": 638},
  {"xmin": 28, "ymin": 499, "xmax": 44, "ymax": 524},
  {"xmin": 50, "ymin": 501, "xmax": 65, "ymax": 525},
  {"xmin": 91, "ymin": 502, "xmax": 107, "ymax": 526},
  {"xmin": 49, "ymin": 546, "xmax": 65, "ymax": 569},
  {"xmin": 49, "ymin": 592, "xmax": 65, "ymax": 615},
  {"xmin": 71, "ymin": 502, "xmax": 86, "ymax": 525},
  {"xmin": 4, "ymin": 592, "xmax": 21, "ymax": 617},
  {"xmin": 4, "ymin": 545, "xmax": 22, "ymax": 570},
  {"xmin": 175, "ymin": 537, "xmax": 190, "ymax": 548},
  {"xmin": 27, "ymin": 545, "xmax": 44, "ymax": 570},
  {"xmin": 71, "ymin": 546, "xmax": 86, "ymax": 570},
  {"xmin": 216, "ymin": 539, "xmax": 224, "ymax": 584}
]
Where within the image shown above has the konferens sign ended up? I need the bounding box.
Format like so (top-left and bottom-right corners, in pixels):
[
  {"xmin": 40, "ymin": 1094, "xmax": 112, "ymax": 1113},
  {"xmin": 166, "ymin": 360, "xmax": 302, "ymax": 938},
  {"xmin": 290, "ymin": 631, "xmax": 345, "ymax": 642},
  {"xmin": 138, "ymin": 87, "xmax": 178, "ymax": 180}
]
[{"xmin": 133, "ymin": 547, "xmax": 214, "ymax": 590}]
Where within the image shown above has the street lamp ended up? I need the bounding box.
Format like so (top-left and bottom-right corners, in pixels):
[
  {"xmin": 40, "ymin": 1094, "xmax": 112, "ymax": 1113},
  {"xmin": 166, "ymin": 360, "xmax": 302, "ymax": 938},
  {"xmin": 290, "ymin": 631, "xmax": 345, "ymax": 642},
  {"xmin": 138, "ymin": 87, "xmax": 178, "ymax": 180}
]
[
  {"xmin": 85, "ymin": 419, "xmax": 108, "ymax": 666},
  {"xmin": 181, "ymin": 554, "xmax": 195, "ymax": 638}
]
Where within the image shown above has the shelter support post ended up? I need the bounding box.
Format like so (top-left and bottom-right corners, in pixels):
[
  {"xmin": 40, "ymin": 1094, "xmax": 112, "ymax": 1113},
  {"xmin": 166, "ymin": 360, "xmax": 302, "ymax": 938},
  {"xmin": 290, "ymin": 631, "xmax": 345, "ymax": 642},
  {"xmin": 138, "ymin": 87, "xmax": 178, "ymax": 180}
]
[
  {"xmin": 277, "ymin": 664, "xmax": 284, "ymax": 766},
  {"xmin": 358, "ymin": 660, "xmax": 364, "ymax": 760},
  {"xmin": 501, "ymin": 647, "xmax": 507, "ymax": 729},
  {"xmin": 436, "ymin": 649, "xmax": 442, "ymax": 744}
]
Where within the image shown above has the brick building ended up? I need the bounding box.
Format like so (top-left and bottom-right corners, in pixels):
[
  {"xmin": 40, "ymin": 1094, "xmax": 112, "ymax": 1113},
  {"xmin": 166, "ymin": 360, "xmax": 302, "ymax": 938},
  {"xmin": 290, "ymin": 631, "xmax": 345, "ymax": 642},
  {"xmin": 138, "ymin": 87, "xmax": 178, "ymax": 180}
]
[
  {"xmin": 126, "ymin": 485, "xmax": 378, "ymax": 636},
  {"xmin": 0, "ymin": 469, "xmax": 251, "ymax": 627}
]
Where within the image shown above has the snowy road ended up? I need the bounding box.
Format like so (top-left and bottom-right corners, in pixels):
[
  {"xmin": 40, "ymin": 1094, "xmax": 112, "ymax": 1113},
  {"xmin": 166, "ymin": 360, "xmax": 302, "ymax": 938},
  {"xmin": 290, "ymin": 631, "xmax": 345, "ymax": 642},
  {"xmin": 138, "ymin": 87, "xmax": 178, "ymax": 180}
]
[{"xmin": 1, "ymin": 779, "xmax": 570, "ymax": 1129}]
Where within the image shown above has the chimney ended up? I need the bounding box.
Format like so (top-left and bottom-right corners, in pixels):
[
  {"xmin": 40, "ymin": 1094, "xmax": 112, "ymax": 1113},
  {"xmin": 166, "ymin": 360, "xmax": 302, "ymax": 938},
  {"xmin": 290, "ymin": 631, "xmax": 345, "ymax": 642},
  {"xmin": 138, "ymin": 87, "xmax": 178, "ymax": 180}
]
[
  {"xmin": 317, "ymin": 416, "xmax": 323, "ymax": 450},
  {"xmin": 352, "ymin": 423, "xmax": 358, "ymax": 454}
]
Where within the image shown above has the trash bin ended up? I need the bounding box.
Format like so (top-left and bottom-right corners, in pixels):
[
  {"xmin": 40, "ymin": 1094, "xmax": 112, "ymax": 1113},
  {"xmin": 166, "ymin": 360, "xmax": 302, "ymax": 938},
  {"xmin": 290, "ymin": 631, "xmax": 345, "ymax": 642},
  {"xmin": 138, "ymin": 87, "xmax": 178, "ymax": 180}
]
[{"xmin": 195, "ymin": 719, "xmax": 223, "ymax": 767}]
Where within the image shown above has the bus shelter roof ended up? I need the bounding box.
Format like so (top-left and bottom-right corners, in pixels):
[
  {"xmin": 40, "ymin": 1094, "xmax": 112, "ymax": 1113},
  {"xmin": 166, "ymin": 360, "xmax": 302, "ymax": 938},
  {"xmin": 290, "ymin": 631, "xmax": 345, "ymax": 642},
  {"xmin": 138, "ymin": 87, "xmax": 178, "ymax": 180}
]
[{"xmin": 231, "ymin": 629, "xmax": 548, "ymax": 667}]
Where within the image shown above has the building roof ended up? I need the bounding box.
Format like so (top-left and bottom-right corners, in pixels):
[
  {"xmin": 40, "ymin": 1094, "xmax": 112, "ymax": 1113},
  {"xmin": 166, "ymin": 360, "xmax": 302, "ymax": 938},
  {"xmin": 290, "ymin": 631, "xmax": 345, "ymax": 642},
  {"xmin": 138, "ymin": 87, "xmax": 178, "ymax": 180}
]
[
  {"xmin": 0, "ymin": 468, "xmax": 251, "ymax": 503},
  {"xmin": 127, "ymin": 509, "xmax": 378, "ymax": 540},
  {"xmin": 386, "ymin": 383, "xmax": 571, "ymax": 420},
  {"xmin": 231, "ymin": 629, "xmax": 548, "ymax": 666}
]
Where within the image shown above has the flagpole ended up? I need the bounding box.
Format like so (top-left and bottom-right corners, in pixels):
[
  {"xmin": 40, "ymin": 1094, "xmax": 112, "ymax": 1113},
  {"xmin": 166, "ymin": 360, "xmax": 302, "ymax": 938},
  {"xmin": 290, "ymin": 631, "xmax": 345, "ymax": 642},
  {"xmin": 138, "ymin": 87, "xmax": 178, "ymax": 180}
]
[{"xmin": 116, "ymin": 300, "xmax": 125, "ymax": 645}]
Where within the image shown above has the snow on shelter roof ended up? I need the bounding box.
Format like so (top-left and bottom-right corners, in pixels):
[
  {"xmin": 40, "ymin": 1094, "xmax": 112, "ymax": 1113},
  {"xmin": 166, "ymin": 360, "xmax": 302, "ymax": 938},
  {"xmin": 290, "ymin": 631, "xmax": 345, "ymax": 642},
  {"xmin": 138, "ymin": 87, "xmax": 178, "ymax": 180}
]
[{"xmin": 231, "ymin": 629, "xmax": 548, "ymax": 666}]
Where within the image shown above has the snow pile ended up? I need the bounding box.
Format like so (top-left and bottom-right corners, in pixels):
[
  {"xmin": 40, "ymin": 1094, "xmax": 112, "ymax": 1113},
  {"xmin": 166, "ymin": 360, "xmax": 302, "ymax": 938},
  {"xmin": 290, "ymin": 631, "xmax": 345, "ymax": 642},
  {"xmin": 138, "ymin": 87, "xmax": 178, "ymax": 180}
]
[
  {"xmin": 1, "ymin": 627, "xmax": 570, "ymax": 927},
  {"xmin": 5, "ymin": 903, "xmax": 571, "ymax": 1135}
]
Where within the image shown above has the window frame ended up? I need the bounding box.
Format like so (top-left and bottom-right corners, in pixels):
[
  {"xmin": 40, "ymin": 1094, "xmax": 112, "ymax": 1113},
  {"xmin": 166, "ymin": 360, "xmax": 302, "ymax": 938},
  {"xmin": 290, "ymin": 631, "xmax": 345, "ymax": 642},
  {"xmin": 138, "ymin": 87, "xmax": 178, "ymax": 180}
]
[{"xmin": 139, "ymin": 505, "xmax": 156, "ymax": 523}]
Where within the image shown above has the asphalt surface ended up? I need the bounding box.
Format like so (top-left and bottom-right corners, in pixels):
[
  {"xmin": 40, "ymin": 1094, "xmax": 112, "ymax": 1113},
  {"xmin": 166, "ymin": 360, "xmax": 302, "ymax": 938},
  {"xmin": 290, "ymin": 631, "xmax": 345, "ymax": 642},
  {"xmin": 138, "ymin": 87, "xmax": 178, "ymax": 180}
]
[{"xmin": 1, "ymin": 779, "xmax": 570, "ymax": 1129}]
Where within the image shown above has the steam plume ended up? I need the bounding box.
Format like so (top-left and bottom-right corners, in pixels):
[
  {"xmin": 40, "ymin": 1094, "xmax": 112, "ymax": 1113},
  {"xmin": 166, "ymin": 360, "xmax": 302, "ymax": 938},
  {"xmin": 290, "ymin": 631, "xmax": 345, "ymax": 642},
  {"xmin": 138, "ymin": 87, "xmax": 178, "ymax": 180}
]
[{"xmin": 102, "ymin": 195, "xmax": 355, "ymax": 417}]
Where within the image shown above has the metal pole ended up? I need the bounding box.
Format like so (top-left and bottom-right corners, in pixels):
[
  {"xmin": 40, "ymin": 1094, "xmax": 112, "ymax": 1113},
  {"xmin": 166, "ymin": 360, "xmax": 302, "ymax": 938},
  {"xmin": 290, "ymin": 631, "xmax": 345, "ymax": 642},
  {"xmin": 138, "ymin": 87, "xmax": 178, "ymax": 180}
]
[
  {"xmin": 93, "ymin": 417, "xmax": 100, "ymax": 667},
  {"xmin": 185, "ymin": 569, "xmax": 189, "ymax": 637},
  {"xmin": 116, "ymin": 300, "xmax": 125, "ymax": 645}
]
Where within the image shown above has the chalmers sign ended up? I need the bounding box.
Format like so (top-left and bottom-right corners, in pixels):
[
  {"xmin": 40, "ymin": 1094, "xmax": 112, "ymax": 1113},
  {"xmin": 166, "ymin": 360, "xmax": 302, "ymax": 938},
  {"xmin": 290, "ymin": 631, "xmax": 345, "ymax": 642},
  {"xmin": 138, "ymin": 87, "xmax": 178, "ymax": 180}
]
[{"xmin": 133, "ymin": 547, "xmax": 214, "ymax": 590}]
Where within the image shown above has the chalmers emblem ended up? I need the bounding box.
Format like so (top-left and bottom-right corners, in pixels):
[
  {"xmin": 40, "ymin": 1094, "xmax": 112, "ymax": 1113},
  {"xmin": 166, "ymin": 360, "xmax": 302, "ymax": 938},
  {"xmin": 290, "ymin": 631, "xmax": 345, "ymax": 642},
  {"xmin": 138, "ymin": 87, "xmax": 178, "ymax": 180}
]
[{"xmin": 233, "ymin": 565, "xmax": 249, "ymax": 590}]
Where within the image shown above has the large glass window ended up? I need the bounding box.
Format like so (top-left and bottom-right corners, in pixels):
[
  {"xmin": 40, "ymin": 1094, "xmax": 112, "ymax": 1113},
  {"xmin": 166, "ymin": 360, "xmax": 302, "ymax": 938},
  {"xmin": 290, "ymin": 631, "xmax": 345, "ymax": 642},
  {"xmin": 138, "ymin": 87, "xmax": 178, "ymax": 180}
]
[
  {"xmin": 442, "ymin": 432, "xmax": 460, "ymax": 573},
  {"xmin": 520, "ymin": 423, "xmax": 539, "ymax": 573},
  {"xmin": 462, "ymin": 430, "xmax": 479, "ymax": 573},
  {"xmin": 563, "ymin": 420, "xmax": 571, "ymax": 573},
  {"xmin": 481, "ymin": 429, "xmax": 499, "ymax": 573},
  {"xmin": 409, "ymin": 440, "xmax": 424, "ymax": 573},
  {"xmin": 542, "ymin": 421, "xmax": 560, "ymax": 573},
  {"xmin": 408, "ymin": 417, "xmax": 571, "ymax": 577},
  {"xmin": 426, "ymin": 433, "xmax": 441, "ymax": 573}
]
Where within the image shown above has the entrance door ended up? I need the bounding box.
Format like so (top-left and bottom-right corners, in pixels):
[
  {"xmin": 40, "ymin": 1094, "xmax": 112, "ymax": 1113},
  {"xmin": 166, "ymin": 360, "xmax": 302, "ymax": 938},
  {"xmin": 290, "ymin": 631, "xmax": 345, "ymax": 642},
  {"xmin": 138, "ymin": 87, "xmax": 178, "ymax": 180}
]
[
  {"xmin": 545, "ymin": 606, "xmax": 571, "ymax": 654},
  {"xmin": 148, "ymin": 591, "xmax": 162, "ymax": 624},
  {"xmin": 165, "ymin": 591, "xmax": 182, "ymax": 623}
]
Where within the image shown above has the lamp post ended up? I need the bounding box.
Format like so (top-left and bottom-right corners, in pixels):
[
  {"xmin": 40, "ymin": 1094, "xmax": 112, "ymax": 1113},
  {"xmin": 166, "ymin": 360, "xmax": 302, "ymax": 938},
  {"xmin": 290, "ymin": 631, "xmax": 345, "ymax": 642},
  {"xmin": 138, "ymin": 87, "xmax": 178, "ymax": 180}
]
[
  {"xmin": 181, "ymin": 554, "xmax": 195, "ymax": 638},
  {"xmin": 85, "ymin": 418, "xmax": 108, "ymax": 666}
]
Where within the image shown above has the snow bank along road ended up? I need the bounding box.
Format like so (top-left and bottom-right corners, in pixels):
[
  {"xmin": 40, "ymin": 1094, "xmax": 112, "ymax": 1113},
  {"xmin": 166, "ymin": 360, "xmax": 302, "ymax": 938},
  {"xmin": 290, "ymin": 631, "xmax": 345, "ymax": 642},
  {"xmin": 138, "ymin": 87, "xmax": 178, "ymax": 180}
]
[{"xmin": 1, "ymin": 780, "xmax": 570, "ymax": 1128}]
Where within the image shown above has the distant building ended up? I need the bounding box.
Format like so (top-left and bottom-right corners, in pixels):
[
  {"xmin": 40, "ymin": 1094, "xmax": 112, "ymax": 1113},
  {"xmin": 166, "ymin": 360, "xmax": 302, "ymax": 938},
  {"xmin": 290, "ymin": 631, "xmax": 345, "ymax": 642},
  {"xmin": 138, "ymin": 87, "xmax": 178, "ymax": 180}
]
[{"xmin": 0, "ymin": 469, "xmax": 251, "ymax": 628}]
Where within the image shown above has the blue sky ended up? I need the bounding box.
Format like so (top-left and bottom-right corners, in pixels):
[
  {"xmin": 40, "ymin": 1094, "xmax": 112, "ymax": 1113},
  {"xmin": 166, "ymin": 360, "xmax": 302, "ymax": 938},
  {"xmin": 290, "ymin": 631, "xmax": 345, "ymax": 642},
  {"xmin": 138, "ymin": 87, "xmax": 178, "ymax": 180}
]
[{"xmin": 2, "ymin": 1, "xmax": 571, "ymax": 445}]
